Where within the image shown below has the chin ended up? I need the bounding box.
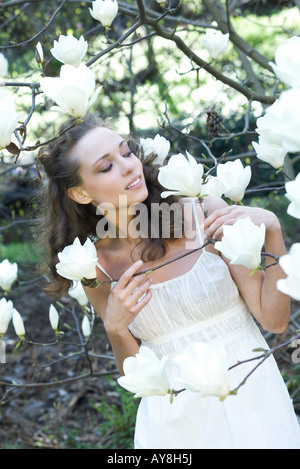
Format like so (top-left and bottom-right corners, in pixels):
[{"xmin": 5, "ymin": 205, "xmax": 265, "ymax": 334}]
[{"xmin": 131, "ymin": 188, "xmax": 149, "ymax": 205}]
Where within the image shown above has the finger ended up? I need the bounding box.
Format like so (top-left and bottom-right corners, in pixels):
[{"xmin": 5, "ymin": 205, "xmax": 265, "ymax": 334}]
[
  {"xmin": 116, "ymin": 260, "xmax": 144, "ymax": 289},
  {"xmin": 204, "ymin": 215, "xmax": 227, "ymax": 240},
  {"xmin": 130, "ymin": 277, "xmax": 153, "ymax": 303},
  {"xmin": 211, "ymin": 226, "xmax": 224, "ymax": 241},
  {"xmin": 203, "ymin": 206, "xmax": 231, "ymax": 228},
  {"xmin": 122, "ymin": 270, "xmax": 150, "ymax": 296},
  {"xmin": 130, "ymin": 289, "xmax": 153, "ymax": 314}
]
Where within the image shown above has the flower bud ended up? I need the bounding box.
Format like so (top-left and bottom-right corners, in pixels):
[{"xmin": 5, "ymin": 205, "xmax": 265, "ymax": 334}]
[
  {"xmin": 35, "ymin": 42, "xmax": 44, "ymax": 65},
  {"xmin": 89, "ymin": 0, "xmax": 118, "ymax": 28},
  {"xmin": 81, "ymin": 315, "xmax": 91, "ymax": 337},
  {"xmin": 202, "ymin": 30, "xmax": 229, "ymax": 60},
  {"xmin": 49, "ymin": 304, "xmax": 59, "ymax": 331},
  {"xmin": 12, "ymin": 308, "xmax": 25, "ymax": 338},
  {"xmin": 50, "ymin": 34, "xmax": 87, "ymax": 68}
]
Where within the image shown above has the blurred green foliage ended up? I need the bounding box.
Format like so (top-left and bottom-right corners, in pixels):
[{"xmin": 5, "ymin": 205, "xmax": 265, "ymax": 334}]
[{"xmin": 90, "ymin": 377, "xmax": 140, "ymax": 449}]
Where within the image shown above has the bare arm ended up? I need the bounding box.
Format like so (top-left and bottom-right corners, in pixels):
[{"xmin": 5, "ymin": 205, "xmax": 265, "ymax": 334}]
[
  {"xmin": 203, "ymin": 196, "xmax": 290, "ymax": 334},
  {"xmin": 84, "ymin": 260, "xmax": 152, "ymax": 374}
]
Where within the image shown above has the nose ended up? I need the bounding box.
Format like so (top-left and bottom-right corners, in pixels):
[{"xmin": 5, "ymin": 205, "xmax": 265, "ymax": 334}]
[{"xmin": 120, "ymin": 155, "xmax": 135, "ymax": 176}]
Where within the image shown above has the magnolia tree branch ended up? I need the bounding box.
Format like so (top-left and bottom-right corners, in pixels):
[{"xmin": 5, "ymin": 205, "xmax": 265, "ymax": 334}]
[
  {"xmin": 0, "ymin": 0, "xmax": 69, "ymax": 50},
  {"xmin": 0, "ymin": 0, "xmax": 299, "ymax": 410},
  {"xmin": 228, "ymin": 332, "xmax": 300, "ymax": 395},
  {"xmin": 141, "ymin": 17, "xmax": 275, "ymax": 104},
  {"xmin": 202, "ymin": 0, "xmax": 273, "ymax": 72},
  {"xmin": 0, "ymin": 302, "xmax": 117, "ymax": 403}
]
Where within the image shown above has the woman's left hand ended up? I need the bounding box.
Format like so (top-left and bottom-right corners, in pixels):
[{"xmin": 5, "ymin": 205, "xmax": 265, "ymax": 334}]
[{"xmin": 203, "ymin": 204, "xmax": 280, "ymax": 242}]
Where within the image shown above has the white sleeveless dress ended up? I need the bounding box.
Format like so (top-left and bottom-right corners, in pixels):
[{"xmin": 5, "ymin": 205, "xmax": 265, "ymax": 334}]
[{"xmin": 97, "ymin": 200, "xmax": 300, "ymax": 449}]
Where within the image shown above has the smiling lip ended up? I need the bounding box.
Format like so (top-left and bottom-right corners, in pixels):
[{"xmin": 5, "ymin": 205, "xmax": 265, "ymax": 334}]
[{"xmin": 125, "ymin": 176, "xmax": 142, "ymax": 190}]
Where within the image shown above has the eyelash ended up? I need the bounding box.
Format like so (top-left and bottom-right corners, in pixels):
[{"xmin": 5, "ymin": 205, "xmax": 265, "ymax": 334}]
[{"xmin": 100, "ymin": 151, "xmax": 132, "ymax": 173}]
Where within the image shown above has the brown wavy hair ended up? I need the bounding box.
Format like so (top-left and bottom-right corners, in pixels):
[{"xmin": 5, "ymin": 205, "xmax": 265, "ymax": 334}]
[{"xmin": 36, "ymin": 114, "xmax": 183, "ymax": 297}]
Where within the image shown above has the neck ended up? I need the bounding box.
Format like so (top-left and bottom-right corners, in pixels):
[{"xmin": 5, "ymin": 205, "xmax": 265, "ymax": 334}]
[{"xmin": 97, "ymin": 204, "xmax": 143, "ymax": 246}]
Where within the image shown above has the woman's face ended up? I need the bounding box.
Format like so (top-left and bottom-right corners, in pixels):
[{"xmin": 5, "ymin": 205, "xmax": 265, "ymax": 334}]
[{"xmin": 68, "ymin": 126, "xmax": 148, "ymax": 209}]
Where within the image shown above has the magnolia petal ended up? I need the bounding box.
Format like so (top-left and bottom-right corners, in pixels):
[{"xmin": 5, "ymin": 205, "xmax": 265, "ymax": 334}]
[
  {"xmin": 287, "ymin": 201, "xmax": 300, "ymax": 219},
  {"xmin": 40, "ymin": 77, "xmax": 59, "ymax": 100},
  {"xmin": 50, "ymin": 105, "xmax": 68, "ymax": 114},
  {"xmin": 277, "ymin": 277, "xmax": 300, "ymax": 301},
  {"xmin": 87, "ymin": 86, "xmax": 102, "ymax": 110},
  {"xmin": 160, "ymin": 190, "xmax": 181, "ymax": 198},
  {"xmin": 56, "ymin": 263, "xmax": 84, "ymax": 281},
  {"xmin": 279, "ymin": 254, "xmax": 292, "ymax": 276},
  {"xmin": 56, "ymin": 86, "xmax": 89, "ymax": 117},
  {"xmin": 230, "ymin": 253, "xmax": 261, "ymax": 270},
  {"xmin": 269, "ymin": 62, "xmax": 298, "ymax": 88}
]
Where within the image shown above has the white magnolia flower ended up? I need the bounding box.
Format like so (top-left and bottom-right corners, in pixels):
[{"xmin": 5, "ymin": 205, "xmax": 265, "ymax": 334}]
[
  {"xmin": 0, "ymin": 53, "xmax": 8, "ymax": 77},
  {"xmin": 12, "ymin": 308, "xmax": 25, "ymax": 338},
  {"xmin": 0, "ymin": 90, "xmax": 19, "ymax": 150},
  {"xmin": 255, "ymin": 104, "xmax": 282, "ymax": 147},
  {"xmin": 89, "ymin": 0, "xmax": 118, "ymax": 28},
  {"xmin": 201, "ymin": 175, "xmax": 226, "ymax": 198},
  {"xmin": 277, "ymin": 243, "xmax": 300, "ymax": 301},
  {"xmin": 285, "ymin": 172, "xmax": 300, "ymax": 219},
  {"xmin": 202, "ymin": 30, "xmax": 229, "ymax": 59},
  {"xmin": 50, "ymin": 34, "xmax": 88, "ymax": 68},
  {"xmin": 40, "ymin": 64, "xmax": 102, "ymax": 118},
  {"xmin": 252, "ymin": 136, "xmax": 287, "ymax": 169},
  {"xmin": 69, "ymin": 281, "xmax": 89, "ymax": 306},
  {"xmin": 216, "ymin": 159, "xmax": 251, "ymax": 202},
  {"xmin": 256, "ymin": 88, "xmax": 300, "ymax": 153},
  {"xmin": 35, "ymin": 42, "xmax": 44, "ymax": 65},
  {"xmin": 214, "ymin": 216, "xmax": 266, "ymax": 270},
  {"xmin": 269, "ymin": 36, "xmax": 300, "ymax": 88},
  {"xmin": 117, "ymin": 346, "xmax": 170, "ymax": 398},
  {"xmin": 158, "ymin": 152, "xmax": 204, "ymax": 198},
  {"xmin": 82, "ymin": 315, "xmax": 91, "ymax": 337},
  {"xmin": 49, "ymin": 304, "xmax": 59, "ymax": 331},
  {"xmin": 0, "ymin": 259, "xmax": 18, "ymax": 292},
  {"xmin": 140, "ymin": 134, "xmax": 170, "ymax": 166},
  {"xmin": 173, "ymin": 342, "xmax": 229, "ymax": 399},
  {"xmin": 0, "ymin": 298, "xmax": 13, "ymax": 336},
  {"xmin": 56, "ymin": 237, "xmax": 98, "ymax": 281}
]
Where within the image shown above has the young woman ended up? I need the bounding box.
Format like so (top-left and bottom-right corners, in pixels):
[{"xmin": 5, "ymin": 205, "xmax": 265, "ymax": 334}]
[{"xmin": 38, "ymin": 114, "xmax": 300, "ymax": 449}]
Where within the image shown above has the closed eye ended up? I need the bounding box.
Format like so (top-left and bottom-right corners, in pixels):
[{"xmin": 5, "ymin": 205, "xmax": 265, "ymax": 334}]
[{"xmin": 99, "ymin": 163, "xmax": 113, "ymax": 173}]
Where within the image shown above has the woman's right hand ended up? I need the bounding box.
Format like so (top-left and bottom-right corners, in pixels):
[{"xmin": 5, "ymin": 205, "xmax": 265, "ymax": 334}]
[{"xmin": 104, "ymin": 260, "xmax": 152, "ymax": 335}]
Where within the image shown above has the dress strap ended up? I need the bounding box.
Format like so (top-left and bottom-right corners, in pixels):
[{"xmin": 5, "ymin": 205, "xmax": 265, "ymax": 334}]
[
  {"xmin": 191, "ymin": 197, "xmax": 206, "ymax": 250},
  {"xmin": 96, "ymin": 262, "xmax": 113, "ymax": 281}
]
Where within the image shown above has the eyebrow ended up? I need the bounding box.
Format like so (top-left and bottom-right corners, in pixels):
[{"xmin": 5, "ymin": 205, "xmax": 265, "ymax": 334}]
[{"xmin": 92, "ymin": 140, "xmax": 126, "ymax": 167}]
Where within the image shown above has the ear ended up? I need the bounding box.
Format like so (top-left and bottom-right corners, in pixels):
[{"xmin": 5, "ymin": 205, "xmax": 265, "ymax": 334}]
[{"xmin": 68, "ymin": 186, "xmax": 93, "ymax": 205}]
